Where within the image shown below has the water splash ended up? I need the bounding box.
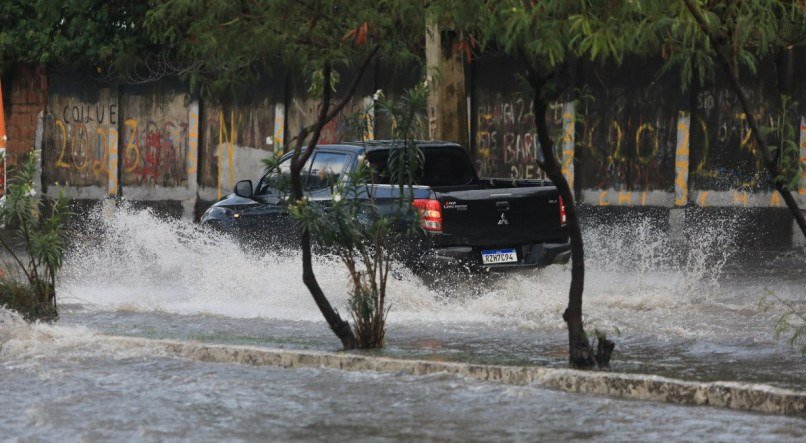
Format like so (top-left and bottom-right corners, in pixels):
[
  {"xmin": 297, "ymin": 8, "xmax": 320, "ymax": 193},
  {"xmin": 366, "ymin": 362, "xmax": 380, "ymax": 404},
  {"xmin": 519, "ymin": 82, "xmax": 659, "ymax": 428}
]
[
  {"xmin": 0, "ymin": 308, "xmax": 163, "ymax": 364},
  {"xmin": 58, "ymin": 204, "xmax": 799, "ymax": 340}
]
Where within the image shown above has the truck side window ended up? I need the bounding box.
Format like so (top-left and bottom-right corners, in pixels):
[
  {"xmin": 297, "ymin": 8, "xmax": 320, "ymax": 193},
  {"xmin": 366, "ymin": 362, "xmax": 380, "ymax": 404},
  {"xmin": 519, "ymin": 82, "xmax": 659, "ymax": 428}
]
[
  {"xmin": 255, "ymin": 157, "xmax": 297, "ymax": 195},
  {"xmin": 305, "ymin": 152, "xmax": 350, "ymax": 191}
]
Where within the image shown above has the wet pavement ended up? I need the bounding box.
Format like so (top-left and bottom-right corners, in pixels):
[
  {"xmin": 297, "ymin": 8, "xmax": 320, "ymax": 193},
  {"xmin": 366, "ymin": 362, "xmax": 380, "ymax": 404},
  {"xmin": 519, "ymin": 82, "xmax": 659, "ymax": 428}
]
[
  {"xmin": 1, "ymin": 315, "xmax": 804, "ymax": 441},
  {"xmin": 1, "ymin": 205, "xmax": 804, "ymax": 440}
]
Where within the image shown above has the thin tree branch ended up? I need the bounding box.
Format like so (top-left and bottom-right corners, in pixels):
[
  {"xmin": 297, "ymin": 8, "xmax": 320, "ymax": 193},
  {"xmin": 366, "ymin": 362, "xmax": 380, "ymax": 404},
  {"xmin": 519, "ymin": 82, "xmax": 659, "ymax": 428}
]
[
  {"xmin": 324, "ymin": 45, "xmax": 381, "ymax": 123},
  {"xmin": 0, "ymin": 235, "xmax": 33, "ymax": 283},
  {"xmin": 682, "ymin": 0, "xmax": 806, "ymax": 236}
]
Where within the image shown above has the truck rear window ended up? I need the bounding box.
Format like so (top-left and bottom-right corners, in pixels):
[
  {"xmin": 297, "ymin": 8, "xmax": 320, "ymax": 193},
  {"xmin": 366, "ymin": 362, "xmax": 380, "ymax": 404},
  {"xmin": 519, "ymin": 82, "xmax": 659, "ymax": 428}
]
[{"xmin": 367, "ymin": 147, "xmax": 475, "ymax": 187}]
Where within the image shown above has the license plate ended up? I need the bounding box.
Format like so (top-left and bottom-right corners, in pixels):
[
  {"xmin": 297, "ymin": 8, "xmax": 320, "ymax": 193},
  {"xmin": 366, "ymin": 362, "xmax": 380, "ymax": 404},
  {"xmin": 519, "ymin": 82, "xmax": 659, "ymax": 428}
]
[{"xmin": 481, "ymin": 248, "xmax": 518, "ymax": 265}]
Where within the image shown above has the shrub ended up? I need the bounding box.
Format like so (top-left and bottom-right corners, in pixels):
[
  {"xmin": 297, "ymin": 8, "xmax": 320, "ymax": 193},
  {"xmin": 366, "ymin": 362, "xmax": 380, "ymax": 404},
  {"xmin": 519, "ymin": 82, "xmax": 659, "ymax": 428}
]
[
  {"xmin": 290, "ymin": 161, "xmax": 415, "ymax": 349},
  {"xmin": 0, "ymin": 152, "xmax": 71, "ymax": 322}
]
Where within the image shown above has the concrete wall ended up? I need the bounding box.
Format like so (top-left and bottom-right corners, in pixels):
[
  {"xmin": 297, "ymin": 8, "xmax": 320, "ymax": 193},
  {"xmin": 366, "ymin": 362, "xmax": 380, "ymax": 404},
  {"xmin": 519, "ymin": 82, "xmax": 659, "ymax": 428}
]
[
  {"xmin": 469, "ymin": 52, "xmax": 806, "ymax": 247},
  {"xmin": 9, "ymin": 62, "xmax": 418, "ymax": 219},
  {"xmin": 2, "ymin": 65, "xmax": 47, "ymax": 196},
  {"xmin": 3, "ymin": 51, "xmax": 805, "ymax": 246}
]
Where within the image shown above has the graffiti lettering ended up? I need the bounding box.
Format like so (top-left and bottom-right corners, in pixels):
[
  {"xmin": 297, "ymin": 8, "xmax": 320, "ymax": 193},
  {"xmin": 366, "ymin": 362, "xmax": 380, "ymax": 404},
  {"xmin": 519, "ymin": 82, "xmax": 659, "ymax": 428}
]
[{"xmin": 475, "ymin": 97, "xmax": 556, "ymax": 180}]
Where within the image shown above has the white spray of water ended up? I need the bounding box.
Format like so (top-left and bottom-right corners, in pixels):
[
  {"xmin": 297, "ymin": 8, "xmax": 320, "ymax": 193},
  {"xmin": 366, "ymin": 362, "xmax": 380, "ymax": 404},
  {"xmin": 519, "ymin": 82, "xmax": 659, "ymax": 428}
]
[
  {"xmin": 0, "ymin": 308, "xmax": 165, "ymax": 364},
  {"xmin": 57, "ymin": 204, "xmax": 798, "ymax": 338}
]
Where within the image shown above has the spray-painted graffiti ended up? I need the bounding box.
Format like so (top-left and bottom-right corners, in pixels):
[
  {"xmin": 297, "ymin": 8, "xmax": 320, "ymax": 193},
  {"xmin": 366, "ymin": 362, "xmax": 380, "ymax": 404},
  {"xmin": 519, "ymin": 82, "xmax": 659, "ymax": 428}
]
[
  {"xmin": 200, "ymin": 103, "xmax": 278, "ymax": 197},
  {"xmin": 121, "ymin": 117, "xmax": 188, "ymax": 187},
  {"xmin": 43, "ymin": 95, "xmax": 119, "ymax": 189},
  {"xmin": 689, "ymin": 89, "xmax": 782, "ymax": 191},
  {"xmin": 43, "ymin": 90, "xmax": 194, "ymax": 191},
  {"xmin": 119, "ymin": 93, "xmax": 192, "ymax": 189},
  {"xmin": 474, "ymin": 95, "xmax": 564, "ymax": 179},
  {"xmin": 574, "ymin": 91, "xmax": 678, "ymax": 192}
]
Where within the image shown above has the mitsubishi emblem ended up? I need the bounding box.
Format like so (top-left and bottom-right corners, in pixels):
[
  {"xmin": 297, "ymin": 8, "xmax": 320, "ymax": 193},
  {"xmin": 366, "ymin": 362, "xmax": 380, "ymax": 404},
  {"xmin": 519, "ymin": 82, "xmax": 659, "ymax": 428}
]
[{"xmin": 497, "ymin": 212, "xmax": 509, "ymax": 225}]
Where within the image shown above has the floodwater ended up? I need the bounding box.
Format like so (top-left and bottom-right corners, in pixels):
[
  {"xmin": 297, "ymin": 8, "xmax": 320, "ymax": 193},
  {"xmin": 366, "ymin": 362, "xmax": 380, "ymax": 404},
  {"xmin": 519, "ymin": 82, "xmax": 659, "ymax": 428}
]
[
  {"xmin": 2, "ymin": 204, "xmax": 805, "ymax": 439},
  {"xmin": 1, "ymin": 312, "xmax": 805, "ymax": 441}
]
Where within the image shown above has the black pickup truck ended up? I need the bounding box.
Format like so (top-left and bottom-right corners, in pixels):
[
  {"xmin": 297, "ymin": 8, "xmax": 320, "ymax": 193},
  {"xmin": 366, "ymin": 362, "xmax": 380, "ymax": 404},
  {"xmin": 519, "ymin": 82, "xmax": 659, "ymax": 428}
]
[{"xmin": 200, "ymin": 141, "xmax": 570, "ymax": 271}]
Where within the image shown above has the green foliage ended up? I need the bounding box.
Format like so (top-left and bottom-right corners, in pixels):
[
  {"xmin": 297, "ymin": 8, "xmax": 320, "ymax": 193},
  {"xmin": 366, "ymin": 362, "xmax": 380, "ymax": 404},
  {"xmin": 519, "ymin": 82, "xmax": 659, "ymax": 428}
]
[
  {"xmin": 376, "ymin": 81, "xmax": 429, "ymax": 197},
  {"xmin": 277, "ymin": 80, "xmax": 426, "ymax": 348},
  {"xmin": 759, "ymin": 289, "xmax": 806, "ymax": 356},
  {"xmin": 429, "ymin": 1, "xmax": 646, "ymax": 78},
  {"xmin": 145, "ymin": 0, "xmax": 425, "ymax": 99},
  {"xmin": 0, "ymin": 1, "xmax": 425, "ymax": 95},
  {"xmin": 762, "ymin": 95, "xmax": 801, "ymax": 191},
  {"xmin": 649, "ymin": 1, "xmax": 806, "ymax": 91},
  {"xmin": 0, "ymin": 152, "xmax": 71, "ymax": 321},
  {"xmin": 0, "ymin": 1, "xmax": 155, "ymax": 78},
  {"xmin": 0, "ymin": 277, "xmax": 50, "ymax": 322},
  {"xmin": 288, "ymin": 161, "xmax": 416, "ymax": 349}
]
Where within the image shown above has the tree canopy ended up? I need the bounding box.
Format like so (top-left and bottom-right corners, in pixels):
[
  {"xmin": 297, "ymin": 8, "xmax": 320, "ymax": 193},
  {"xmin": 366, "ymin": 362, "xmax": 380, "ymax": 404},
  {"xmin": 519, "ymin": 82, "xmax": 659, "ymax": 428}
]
[
  {"xmin": 0, "ymin": 0, "xmax": 154, "ymax": 78},
  {"xmin": 0, "ymin": 0, "xmax": 425, "ymax": 96},
  {"xmin": 144, "ymin": 0, "xmax": 424, "ymax": 97}
]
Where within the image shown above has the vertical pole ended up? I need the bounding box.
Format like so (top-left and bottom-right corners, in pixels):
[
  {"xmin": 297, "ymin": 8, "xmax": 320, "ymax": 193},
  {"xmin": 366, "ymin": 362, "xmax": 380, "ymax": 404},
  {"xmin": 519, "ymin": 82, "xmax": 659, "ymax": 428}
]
[
  {"xmin": 116, "ymin": 85, "xmax": 125, "ymax": 198},
  {"xmin": 795, "ymin": 116, "xmax": 806, "ymax": 246},
  {"xmin": 670, "ymin": 112, "xmax": 691, "ymax": 244},
  {"xmin": 425, "ymin": 22, "xmax": 469, "ymax": 147},
  {"xmin": 799, "ymin": 116, "xmax": 805, "ymax": 201},
  {"xmin": 107, "ymin": 117, "xmax": 119, "ymax": 196},
  {"xmin": 184, "ymin": 100, "xmax": 200, "ymax": 220},
  {"xmin": 273, "ymin": 102, "xmax": 285, "ymax": 154},
  {"xmin": 362, "ymin": 96, "xmax": 374, "ymax": 141},
  {"xmin": 674, "ymin": 112, "xmax": 691, "ymax": 207},
  {"xmin": 561, "ymin": 101, "xmax": 575, "ymax": 191}
]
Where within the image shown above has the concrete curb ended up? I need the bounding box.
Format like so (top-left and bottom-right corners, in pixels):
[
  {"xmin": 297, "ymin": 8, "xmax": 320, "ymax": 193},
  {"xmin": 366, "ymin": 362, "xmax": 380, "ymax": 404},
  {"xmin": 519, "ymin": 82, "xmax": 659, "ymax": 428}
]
[{"xmin": 108, "ymin": 336, "xmax": 806, "ymax": 417}]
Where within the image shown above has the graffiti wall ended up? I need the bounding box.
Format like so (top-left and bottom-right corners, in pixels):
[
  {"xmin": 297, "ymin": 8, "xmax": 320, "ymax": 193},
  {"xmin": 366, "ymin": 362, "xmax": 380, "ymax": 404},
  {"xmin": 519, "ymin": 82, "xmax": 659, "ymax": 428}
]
[
  {"xmin": 285, "ymin": 65, "xmax": 377, "ymax": 148},
  {"xmin": 286, "ymin": 96, "xmax": 374, "ymax": 146},
  {"xmin": 120, "ymin": 84, "xmax": 191, "ymax": 192},
  {"xmin": 471, "ymin": 55, "xmax": 561, "ymax": 180},
  {"xmin": 469, "ymin": 54, "xmax": 806, "ymax": 213},
  {"xmin": 36, "ymin": 66, "xmax": 399, "ymax": 209},
  {"xmin": 573, "ymin": 61, "xmax": 682, "ymax": 193},
  {"xmin": 201, "ymin": 99, "xmax": 280, "ymax": 199},
  {"xmin": 30, "ymin": 50, "xmax": 806, "ymax": 226},
  {"xmin": 688, "ymin": 71, "xmax": 785, "ymax": 192},
  {"xmin": 42, "ymin": 75, "xmax": 119, "ymax": 192},
  {"xmin": 574, "ymin": 94, "xmax": 679, "ymax": 193}
]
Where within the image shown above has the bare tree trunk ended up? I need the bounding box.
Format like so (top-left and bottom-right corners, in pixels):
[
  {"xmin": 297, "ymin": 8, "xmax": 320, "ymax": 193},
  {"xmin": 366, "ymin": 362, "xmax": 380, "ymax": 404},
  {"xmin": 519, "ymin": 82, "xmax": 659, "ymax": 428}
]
[
  {"xmin": 286, "ymin": 48, "xmax": 379, "ymax": 349},
  {"xmin": 530, "ymin": 80, "xmax": 594, "ymax": 368},
  {"xmin": 288, "ymin": 63, "xmax": 357, "ymax": 349},
  {"xmin": 682, "ymin": 0, "xmax": 806, "ymax": 237}
]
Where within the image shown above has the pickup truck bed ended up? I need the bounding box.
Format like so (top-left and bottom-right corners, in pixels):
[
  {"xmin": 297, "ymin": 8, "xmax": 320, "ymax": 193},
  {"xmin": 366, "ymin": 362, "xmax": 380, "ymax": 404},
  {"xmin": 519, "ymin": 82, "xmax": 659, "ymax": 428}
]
[{"xmin": 200, "ymin": 141, "xmax": 570, "ymax": 271}]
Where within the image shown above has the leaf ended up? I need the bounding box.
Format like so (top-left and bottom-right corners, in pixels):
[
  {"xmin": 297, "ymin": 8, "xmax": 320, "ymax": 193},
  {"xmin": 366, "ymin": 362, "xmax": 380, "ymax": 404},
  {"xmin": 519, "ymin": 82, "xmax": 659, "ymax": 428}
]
[{"xmin": 342, "ymin": 22, "xmax": 369, "ymax": 47}]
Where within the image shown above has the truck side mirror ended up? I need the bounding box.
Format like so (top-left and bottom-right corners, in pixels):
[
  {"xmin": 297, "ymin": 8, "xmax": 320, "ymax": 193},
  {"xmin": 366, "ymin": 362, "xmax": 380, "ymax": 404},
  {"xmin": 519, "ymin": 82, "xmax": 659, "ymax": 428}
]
[{"xmin": 234, "ymin": 180, "xmax": 254, "ymax": 199}]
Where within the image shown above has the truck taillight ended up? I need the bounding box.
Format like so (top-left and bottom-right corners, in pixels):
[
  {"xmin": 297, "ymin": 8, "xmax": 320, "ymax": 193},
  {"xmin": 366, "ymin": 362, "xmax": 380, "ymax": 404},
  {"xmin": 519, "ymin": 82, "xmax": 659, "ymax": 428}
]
[
  {"xmin": 559, "ymin": 196, "xmax": 567, "ymax": 226},
  {"xmin": 413, "ymin": 198, "xmax": 443, "ymax": 232}
]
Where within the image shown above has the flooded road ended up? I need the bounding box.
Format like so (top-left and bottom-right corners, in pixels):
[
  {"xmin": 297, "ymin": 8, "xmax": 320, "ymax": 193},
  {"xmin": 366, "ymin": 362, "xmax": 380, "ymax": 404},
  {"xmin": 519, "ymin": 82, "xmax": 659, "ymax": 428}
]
[
  {"xmin": 2, "ymin": 205, "xmax": 804, "ymax": 439},
  {"xmin": 57, "ymin": 206, "xmax": 806, "ymax": 388},
  {"xmin": 1, "ymin": 311, "xmax": 805, "ymax": 441}
]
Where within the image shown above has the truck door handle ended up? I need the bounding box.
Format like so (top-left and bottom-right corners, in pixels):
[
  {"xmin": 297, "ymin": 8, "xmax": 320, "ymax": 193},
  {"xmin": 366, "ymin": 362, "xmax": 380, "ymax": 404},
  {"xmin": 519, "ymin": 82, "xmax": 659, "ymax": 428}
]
[{"xmin": 496, "ymin": 201, "xmax": 510, "ymax": 211}]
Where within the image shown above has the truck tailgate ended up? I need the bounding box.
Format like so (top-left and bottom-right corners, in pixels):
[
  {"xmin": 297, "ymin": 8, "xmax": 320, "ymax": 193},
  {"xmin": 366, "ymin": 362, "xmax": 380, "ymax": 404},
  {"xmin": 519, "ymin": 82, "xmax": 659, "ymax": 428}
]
[{"xmin": 435, "ymin": 186, "xmax": 563, "ymax": 247}]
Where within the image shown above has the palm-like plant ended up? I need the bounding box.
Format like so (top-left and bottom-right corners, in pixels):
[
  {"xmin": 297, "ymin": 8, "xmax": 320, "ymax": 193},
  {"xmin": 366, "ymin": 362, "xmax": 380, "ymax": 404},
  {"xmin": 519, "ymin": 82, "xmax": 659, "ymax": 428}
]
[{"xmin": 0, "ymin": 152, "xmax": 71, "ymax": 321}]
